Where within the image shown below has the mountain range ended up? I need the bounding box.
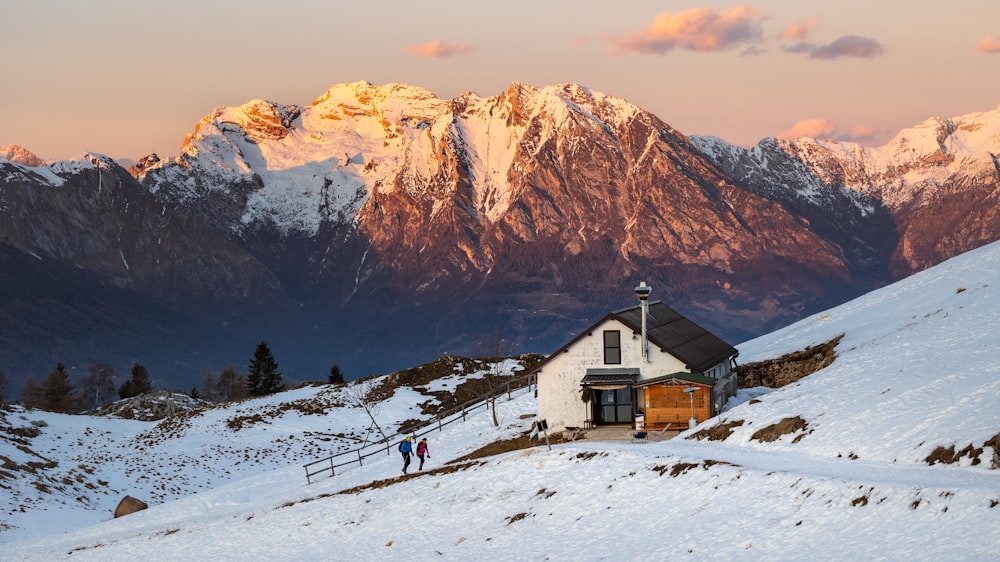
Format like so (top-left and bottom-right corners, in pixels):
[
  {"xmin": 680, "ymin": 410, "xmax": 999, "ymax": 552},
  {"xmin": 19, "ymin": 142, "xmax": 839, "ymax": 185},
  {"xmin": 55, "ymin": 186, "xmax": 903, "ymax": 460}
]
[
  {"xmin": 2, "ymin": 239, "xmax": 998, "ymax": 557},
  {"xmin": 1, "ymin": 82, "xmax": 998, "ymax": 392}
]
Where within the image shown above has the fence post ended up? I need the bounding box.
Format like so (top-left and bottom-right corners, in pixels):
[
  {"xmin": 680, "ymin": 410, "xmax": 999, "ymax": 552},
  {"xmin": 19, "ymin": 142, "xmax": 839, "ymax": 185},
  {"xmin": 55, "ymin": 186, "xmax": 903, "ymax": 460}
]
[
  {"xmin": 329, "ymin": 458, "xmax": 335, "ymax": 477},
  {"xmin": 437, "ymin": 414, "xmax": 443, "ymax": 432},
  {"xmin": 358, "ymin": 449, "xmax": 364, "ymax": 466},
  {"xmin": 305, "ymin": 466, "xmax": 312, "ymax": 485}
]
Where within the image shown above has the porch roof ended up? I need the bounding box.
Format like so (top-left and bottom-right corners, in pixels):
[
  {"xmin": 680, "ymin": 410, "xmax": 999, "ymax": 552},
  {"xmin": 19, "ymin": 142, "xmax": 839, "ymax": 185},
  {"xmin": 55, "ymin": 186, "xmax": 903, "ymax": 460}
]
[
  {"xmin": 580, "ymin": 368, "xmax": 640, "ymax": 386},
  {"xmin": 633, "ymin": 371, "xmax": 717, "ymax": 387}
]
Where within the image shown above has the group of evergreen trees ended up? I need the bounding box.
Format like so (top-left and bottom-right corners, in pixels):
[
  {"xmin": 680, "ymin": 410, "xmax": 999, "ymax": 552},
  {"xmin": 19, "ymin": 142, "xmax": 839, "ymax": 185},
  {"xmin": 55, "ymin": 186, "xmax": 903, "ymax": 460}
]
[{"xmin": 7, "ymin": 341, "xmax": 350, "ymax": 414}]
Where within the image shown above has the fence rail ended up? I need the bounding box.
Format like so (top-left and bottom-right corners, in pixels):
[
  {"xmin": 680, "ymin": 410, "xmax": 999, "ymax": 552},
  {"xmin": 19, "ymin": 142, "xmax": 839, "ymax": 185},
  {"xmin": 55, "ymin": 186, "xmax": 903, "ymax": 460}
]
[{"xmin": 303, "ymin": 372, "xmax": 537, "ymax": 484}]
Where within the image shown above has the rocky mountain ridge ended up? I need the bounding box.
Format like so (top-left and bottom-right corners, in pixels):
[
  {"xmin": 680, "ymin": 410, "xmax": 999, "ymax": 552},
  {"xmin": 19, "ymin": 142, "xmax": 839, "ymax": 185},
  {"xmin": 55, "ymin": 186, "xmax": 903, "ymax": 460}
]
[{"xmin": 1, "ymin": 84, "xmax": 997, "ymax": 392}]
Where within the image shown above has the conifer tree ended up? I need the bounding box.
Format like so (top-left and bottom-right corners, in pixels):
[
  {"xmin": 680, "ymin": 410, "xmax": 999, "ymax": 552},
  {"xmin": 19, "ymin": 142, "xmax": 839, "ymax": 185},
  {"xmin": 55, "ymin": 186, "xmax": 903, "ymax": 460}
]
[
  {"xmin": 247, "ymin": 341, "xmax": 283, "ymax": 397},
  {"xmin": 328, "ymin": 364, "xmax": 345, "ymax": 385},
  {"xmin": 41, "ymin": 363, "xmax": 75, "ymax": 413},
  {"xmin": 119, "ymin": 363, "xmax": 152, "ymax": 399}
]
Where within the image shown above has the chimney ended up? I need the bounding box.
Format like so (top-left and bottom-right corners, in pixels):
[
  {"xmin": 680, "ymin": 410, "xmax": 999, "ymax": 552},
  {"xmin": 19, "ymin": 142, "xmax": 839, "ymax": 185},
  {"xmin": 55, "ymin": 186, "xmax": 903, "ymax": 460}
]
[{"xmin": 635, "ymin": 281, "xmax": 651, "ymax": 361}]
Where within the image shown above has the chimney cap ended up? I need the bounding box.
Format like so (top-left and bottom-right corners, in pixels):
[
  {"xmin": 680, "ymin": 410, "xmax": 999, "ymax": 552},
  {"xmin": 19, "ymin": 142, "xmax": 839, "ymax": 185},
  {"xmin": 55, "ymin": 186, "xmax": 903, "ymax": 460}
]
[{"xmin": 634, "ymin": 281, "xmax": 652, "ymax": 300}]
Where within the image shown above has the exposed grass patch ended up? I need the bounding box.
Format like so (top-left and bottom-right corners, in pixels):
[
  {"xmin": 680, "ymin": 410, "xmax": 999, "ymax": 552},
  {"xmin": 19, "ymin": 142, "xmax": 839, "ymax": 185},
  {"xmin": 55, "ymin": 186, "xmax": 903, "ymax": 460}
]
[
  {"xmin": 750, "ymin": 417, "xmax": 809, "ymax": 443},
  {"xmin": 737, "ymin": 334, "xmax": 843, "ymax": 388},
  {"xmin": 506, "ymin": 512, "xmax": 531, "ymax": 525},
  {"xmin": 364, "ymin": 353, "xmax": 543, "ymax": 412},
  {"xmin": 449, "ymin": 432, "xmax": 571, "ymax": 464},
  {"xmin": 336, "ymin": 461, "xmax": 484, "ymax": 495},
  {"xmin": 925, "ymin": 431, "xmax": 1000, "ymax": 468},
  {"xmin": 689, "ymin": 419, "xmax": 745, "ymax": 442},
  {"xmin": 669, "ymin": 462, "xmax": 700, "ymax": 477}
]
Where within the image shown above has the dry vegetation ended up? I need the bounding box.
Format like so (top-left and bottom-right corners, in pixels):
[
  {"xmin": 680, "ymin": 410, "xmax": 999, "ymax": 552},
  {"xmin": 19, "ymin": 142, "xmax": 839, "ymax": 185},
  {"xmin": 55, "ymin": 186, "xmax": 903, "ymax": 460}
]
[
  {"xmin": 689, "ymin": 419, "xmax": 745, "ymax": 442},
  {"xmin": 737, "ymin": 334, "xmax": 843, "ymax": 388},
  {"xmin": 364, "ymin": 353, "xmax": 544, "ymax": 413},
  {"xmin": 750, "ymin": 416, "xmax": 810, "ymax": 443},
  {"xmin": 924, "ymin": 431, "xmax": 1000, "ymax": 468}
]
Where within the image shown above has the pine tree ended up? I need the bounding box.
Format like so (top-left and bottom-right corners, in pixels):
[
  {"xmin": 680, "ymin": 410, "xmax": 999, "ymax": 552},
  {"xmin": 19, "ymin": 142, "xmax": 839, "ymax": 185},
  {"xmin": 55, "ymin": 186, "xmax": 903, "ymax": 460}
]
[
  {"xmin": 41, "ymin": 363, "xmax": 75, "ymax": 413},
  {"xmin": 130, "ymin": 363, "xmax": 151, "ymax": 395},
  {"xmin": 118, "ymin": 379, "xmax": 134, "ymax": 400},
  {"xmin": 247, "ymin": 341, "xmax": 283, "ymax": 397},
  {"xmin": 328, "ymin": 364, "xmax": 345, "ymax": 385},
  {"xmin": 119, "ymin": 363, "xmax": 151, "ymax": 399}
]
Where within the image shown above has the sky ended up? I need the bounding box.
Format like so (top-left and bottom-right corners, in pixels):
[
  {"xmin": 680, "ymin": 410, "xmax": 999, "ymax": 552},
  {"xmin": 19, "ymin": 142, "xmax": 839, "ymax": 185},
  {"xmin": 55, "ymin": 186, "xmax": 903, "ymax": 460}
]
[
  {"xmin": 2, "ymin": 1, "xmax": 998, "ymax": 163},
  {"xmin": 2, "ymin": 239, "xmax": 999, "ymax": 560}
]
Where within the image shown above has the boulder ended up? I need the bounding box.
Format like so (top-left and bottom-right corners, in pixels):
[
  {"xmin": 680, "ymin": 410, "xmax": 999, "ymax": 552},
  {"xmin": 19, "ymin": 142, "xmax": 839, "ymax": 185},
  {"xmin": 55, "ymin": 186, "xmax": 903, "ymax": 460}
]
[{"xmin": 114, "ymin": 495, "xmax": 148, "ymax": 518}]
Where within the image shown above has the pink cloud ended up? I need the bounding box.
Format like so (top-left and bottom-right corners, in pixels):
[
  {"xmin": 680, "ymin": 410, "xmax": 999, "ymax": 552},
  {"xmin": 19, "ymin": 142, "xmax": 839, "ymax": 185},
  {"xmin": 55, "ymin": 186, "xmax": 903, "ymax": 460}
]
[
  {"xmin": 783, "ymin": 19, "xmax": 818, "ymax": 41},
  {"xmin": 405, "ymin": 40, "xmax": 474, "ymax": 58},
  {"xmin": 842, "ymin": 125, "xmax": 879, "ymax": 143},
  {"xmin": 777, "ymin": 119, "xmax": 838, "ymax": 140},
  {"xmin": 976, "ymin": 36, "xmax": 1000, "ymax": 53},
  {"xmin": 784, "ymin": 34, "xmax": 884, "ymax": 59},
  {"xmin": 606, "ymin": 5, "xmax": 765, "ymax": 54}
]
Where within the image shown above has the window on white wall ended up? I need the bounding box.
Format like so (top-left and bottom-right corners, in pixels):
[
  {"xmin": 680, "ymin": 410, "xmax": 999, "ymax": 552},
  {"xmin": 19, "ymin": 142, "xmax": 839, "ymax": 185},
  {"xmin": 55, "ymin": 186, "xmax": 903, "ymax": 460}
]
[{"xmin": 603, "ymin": 330, "xmax": 621, "ymax": 364}]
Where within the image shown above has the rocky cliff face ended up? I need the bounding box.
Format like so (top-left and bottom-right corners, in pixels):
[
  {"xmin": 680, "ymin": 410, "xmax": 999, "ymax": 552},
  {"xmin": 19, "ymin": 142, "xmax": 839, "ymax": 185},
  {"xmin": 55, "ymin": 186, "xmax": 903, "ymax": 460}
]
[
  {"xmin": 692, "ymin": 106, "xmax": 1000, "ymax": 278},
  {"xmin": 3, "ymin": 85, "xmax": 997, "ymax": 391},
  {"xmin": 138, "ymin": 82, "xmax": 860, "ymax": 340}
]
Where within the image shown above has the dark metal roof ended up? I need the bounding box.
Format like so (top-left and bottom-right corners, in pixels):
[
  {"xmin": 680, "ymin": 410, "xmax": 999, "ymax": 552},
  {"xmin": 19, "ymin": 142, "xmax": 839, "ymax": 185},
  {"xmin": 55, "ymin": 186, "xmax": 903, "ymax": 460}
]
[
  {"xmin": 611, "ymin": 301, "xmax": 737, "ymax": 372},
  {"xmin": 581, "ymin": 368, "xmax": 640, "ymax": 386}
]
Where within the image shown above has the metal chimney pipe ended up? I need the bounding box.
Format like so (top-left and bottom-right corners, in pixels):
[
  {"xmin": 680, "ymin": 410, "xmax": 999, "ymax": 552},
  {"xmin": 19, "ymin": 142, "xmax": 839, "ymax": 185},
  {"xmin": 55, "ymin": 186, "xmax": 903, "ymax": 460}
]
[{"xmin": 635, "ymin": 282, "xmax": 651, "ymax": 361}]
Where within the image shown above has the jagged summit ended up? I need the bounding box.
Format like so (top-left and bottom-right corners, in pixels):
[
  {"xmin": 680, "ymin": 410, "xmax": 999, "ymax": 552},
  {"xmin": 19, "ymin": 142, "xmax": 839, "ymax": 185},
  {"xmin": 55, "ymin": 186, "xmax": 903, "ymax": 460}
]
[
  {"xmin": 0, "ymin": 144, "xmax": 45, "ymax": 166},
  {"xmin": 1, "ymin": 82, "xmax": 997, "ymax": 391}
]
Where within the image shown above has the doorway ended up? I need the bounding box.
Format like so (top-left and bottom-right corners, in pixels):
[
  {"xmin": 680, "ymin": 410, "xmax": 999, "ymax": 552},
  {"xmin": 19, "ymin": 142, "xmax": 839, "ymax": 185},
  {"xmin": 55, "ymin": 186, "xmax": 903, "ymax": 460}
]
[{"xmin": 594, "ymin": 387, "xmax": 632, "ymax": 425}]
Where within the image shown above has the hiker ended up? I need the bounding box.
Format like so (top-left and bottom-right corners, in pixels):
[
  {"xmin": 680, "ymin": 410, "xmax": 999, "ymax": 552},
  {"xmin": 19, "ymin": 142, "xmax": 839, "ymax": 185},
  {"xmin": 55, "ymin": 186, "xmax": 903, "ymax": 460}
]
[
  {"xmin": 416, "ymin": 437, "xmax": 430, "ymax": 470},
  {"xmin": 399, "ymin": 436, "xmax": 413, "ymax": 474}
]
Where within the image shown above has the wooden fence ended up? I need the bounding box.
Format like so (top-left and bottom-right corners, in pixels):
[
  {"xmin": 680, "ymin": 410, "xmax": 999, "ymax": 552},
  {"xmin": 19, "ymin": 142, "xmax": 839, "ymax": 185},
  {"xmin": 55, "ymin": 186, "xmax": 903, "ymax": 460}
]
[{"xmin": 303, "ymin": 372, "xmax": 537, "ymax": 484}]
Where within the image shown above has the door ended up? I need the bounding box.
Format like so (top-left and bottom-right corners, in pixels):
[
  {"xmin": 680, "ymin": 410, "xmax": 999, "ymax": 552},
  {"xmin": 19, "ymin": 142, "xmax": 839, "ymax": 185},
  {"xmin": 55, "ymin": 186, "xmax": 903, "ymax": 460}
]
[{"xmin": 594, "ymin": 387, "xmax": 632, "ymax": 425}]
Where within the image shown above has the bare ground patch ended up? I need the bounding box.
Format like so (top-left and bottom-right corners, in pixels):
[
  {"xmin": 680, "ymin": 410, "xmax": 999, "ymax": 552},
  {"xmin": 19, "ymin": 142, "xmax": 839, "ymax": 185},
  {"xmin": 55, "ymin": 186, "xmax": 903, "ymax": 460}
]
[
  {"xmin": 652, "ymin": 459, "xmax": 741, "ymax": 477},
  {"xmin": 689, "ymin": 419, "xmax": 745, "ymax": 442},
  {"xmin": 737, "ymin": 334, "xmax": 843, "ymax": 388},
  {"xmin": 750, "ymin": 416, "xmax": 809, "ymax": 443},
  {"xmin": 925, "ymin": 431, "xmax": 1000, "ymax": 468}
]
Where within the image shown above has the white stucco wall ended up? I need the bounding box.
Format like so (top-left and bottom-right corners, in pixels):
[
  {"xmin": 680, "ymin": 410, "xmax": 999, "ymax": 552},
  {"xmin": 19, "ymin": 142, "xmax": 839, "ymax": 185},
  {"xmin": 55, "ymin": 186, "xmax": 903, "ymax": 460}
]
[{"xmin": 536, "ymin": 318, "xmax": 693, "ymax": 432}]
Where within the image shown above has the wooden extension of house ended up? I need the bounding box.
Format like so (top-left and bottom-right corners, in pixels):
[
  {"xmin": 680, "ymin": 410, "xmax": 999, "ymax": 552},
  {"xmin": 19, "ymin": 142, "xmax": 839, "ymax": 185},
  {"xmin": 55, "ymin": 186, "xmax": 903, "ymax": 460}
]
[{"xmin": 532, "ymin": 282, "xmax": 739, "ymax": 434}]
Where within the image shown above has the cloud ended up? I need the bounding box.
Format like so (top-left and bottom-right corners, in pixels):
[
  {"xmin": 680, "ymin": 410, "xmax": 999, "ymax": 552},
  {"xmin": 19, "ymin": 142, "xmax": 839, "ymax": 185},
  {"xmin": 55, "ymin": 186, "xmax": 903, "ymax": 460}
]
[
  {"xmin": 606, "ymin": 5, "xmax": 765, "ymax": 54},
  {"xmin": 778, "ymin": 121, "xmax": 886, "ymax": 145},
  {"xmin": 405, "ymin": 40, "xmax": 474, "ymax": 58},
  {"xmin": 777, "ymin": 119, "xmax": 838, "ymax": 140},
  {"xmin": 841, "ymin": 125, "xmax": 879, "ymax": 143},
  {"xmin": 976, "ymin": 36, "xmax": 1000, "ymax": 53},
  {"xmin": 784, "ymin": 34, "xmax": 884, "ymax": 59},
  {"xmin": 783, "ymin": 19, "xmax": 818, "ymax": 41}
]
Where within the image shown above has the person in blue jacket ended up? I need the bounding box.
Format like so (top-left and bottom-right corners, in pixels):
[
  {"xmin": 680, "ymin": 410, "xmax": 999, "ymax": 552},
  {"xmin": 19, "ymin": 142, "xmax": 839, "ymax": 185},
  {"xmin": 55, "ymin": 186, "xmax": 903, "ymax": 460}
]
[{"xmin": 399, "ymin": 436, "xmax": 413, "ymax": 474}]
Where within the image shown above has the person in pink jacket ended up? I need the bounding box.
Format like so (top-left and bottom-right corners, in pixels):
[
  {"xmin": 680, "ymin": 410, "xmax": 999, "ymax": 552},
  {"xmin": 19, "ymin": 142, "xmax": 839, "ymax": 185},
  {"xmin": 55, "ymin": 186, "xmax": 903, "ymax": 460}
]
[{"xmin": 416, "ymin": 437, "xmax": 430, "ymax": 470}]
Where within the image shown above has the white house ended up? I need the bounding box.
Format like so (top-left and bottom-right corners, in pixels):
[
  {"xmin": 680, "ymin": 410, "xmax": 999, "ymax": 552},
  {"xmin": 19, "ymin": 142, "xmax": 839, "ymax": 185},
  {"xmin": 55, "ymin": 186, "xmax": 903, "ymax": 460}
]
[{"xmin": 533, "ymin": 283, "xmax": 738, "ymax": 433}]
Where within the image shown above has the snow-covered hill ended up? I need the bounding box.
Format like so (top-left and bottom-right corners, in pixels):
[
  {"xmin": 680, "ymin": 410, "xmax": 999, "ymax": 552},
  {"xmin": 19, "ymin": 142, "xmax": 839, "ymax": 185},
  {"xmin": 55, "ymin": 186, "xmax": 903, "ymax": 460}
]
[{"xmin": 3, "ymin": 240, "xmax": 999, "ymax": 560}]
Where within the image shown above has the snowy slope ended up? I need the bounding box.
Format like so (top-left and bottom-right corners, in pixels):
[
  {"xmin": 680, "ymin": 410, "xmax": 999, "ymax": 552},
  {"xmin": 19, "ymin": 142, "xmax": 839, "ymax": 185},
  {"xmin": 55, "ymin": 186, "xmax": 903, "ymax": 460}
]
[{"xmin": 3, "ymin": 242, "xmax": 1000, "ymax": 560}]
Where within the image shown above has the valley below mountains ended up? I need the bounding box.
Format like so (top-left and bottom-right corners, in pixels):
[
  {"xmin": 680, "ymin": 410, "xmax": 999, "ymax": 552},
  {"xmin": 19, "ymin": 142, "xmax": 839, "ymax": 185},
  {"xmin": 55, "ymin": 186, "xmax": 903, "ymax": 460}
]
[{"xmin": 1, "ymin": 83, "xmax": 998, "ymax": 392}]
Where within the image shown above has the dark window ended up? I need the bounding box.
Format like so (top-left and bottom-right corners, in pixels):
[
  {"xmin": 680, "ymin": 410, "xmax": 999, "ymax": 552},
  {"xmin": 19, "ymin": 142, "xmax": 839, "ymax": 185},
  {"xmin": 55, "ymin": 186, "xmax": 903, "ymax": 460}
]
[{"xmin": 603, "ymin": 330, "xmax": 621, "ymax": 364}]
